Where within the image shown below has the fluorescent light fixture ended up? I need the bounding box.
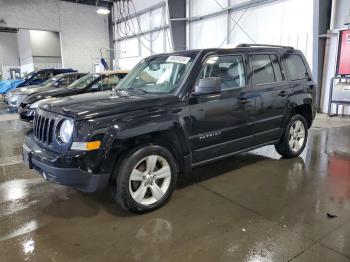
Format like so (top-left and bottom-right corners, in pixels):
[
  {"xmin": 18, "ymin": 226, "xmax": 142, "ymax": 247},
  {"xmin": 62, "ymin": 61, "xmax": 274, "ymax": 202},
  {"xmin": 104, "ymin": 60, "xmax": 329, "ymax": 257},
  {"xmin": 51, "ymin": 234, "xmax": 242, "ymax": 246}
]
[{"xmin": 97, "ymin": 7, "xmax": 110, "ymax": 15}]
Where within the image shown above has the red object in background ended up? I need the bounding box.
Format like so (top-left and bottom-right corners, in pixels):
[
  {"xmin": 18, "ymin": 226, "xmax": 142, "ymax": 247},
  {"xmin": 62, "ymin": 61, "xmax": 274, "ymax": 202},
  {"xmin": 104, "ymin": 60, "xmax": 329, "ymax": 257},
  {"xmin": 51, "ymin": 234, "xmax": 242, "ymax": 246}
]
[
  {"xmin": 337, "ymin": 29, "xmax": 350, "ymax": 75},
  {"xmin": 328, "ymin": 155, "xmax": 350, "ymax": 201}
]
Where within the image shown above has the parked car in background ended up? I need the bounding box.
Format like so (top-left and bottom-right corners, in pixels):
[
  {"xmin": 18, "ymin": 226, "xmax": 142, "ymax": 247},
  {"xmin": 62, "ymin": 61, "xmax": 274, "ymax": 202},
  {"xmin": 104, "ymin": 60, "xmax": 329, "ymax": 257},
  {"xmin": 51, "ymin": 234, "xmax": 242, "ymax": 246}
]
[
  {"xmin": 0, "ymin": 68, "xmax": 76, "ymax": 95},
  {"xmin": 22, "ymin": 45, "xmax": 316, "ymax": 213},
  {"xmin": 5, "ymin": 72, "xmax": 87, "ymax": 112},
  {"xmin": 18, "ymin": 70, "xmax": 128, "ymax": 121}
]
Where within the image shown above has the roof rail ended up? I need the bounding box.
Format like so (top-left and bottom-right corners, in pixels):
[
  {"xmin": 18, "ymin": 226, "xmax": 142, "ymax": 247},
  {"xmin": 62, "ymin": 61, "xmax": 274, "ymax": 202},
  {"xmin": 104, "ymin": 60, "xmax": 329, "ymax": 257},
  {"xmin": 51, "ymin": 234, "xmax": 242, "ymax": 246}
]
[{"xmin": 236, "ymin": 43, "xmax": 294, "ymax": 49}]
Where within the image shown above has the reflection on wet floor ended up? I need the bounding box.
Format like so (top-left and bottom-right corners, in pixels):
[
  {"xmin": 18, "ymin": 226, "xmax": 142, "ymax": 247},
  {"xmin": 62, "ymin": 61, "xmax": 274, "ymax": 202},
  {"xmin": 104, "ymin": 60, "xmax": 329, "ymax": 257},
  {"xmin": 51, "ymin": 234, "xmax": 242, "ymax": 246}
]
[{"xmin": 0, "ymin": 111, "xmax": 350, "ymax": 261}]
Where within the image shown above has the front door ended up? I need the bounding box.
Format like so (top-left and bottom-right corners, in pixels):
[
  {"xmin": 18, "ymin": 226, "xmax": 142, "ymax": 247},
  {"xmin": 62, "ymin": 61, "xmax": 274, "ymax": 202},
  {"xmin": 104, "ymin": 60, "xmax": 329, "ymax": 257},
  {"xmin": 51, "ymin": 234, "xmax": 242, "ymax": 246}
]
[{"xmin": 188, "ymin": 53, "xmax": 254, "ymax": 164}]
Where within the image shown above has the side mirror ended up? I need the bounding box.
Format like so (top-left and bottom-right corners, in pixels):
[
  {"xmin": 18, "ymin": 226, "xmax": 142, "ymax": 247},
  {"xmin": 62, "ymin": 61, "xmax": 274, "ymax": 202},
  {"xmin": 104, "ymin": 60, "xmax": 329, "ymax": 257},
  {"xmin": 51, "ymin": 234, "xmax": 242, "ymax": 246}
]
[
  {"xmin": 53, "ymin": 82, "xmax": 59, "ymax": 87},
  {"xmin": 193, "ymin": 77, "xmax": 221, "ymax": 95}
]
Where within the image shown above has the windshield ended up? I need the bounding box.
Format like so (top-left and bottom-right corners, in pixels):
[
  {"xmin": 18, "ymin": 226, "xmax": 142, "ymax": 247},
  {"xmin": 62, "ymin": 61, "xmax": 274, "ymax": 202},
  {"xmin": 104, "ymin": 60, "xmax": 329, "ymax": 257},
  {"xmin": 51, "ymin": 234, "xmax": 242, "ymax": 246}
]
[
  {"xmin": 22, "ymin": 71, "xmax": 37, "ymax": 81},
  {"xmin": 117, "ymin": 54, "xmax": 196, "ymax": 94},
  {"xmin": 66, "ymin": 73, "xmax": 100, "ymax": 89},
  {"xmin": 41, "ymin": 76, "xmax": 58, "ymax": 86}
]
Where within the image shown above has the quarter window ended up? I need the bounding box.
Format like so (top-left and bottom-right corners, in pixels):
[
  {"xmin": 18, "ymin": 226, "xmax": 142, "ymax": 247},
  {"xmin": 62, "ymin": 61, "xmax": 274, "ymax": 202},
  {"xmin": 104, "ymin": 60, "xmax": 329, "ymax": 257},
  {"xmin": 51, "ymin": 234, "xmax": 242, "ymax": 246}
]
[
  {"xmin": 197, "ymin": 55, "xmax": 246, "ymax": 90},
  {"xmin": 285, "ymin": 54, "xmax": 308, "ymax": 81},
  {"xmin": 251, "ymin": 54, "xmax": 283, "ymax": 85}
]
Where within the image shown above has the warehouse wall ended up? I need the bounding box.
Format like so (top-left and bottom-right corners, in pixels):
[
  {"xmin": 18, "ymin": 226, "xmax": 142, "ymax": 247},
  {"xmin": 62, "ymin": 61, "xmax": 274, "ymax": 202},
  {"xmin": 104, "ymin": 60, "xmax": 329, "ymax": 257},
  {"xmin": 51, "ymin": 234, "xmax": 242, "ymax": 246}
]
[
  {"xmin": 17, "ymin": 30, "xmax": 33, "ymax": 70},
  {"xmin": 0, "ymin": 32, "xmax": 20, "ymax": 68},
  {"xmin": 188, "ymin": 0, "xmax": 314, "ymax": 69},
  {"xmin": 114, "ymin": 0, "xmax": 172, "ymax": 70},
  {"xmin": 0, "ymin": 32, "xmax": 20, "ymax": 80},
  {"xmin": 0, "ymin": 0, "xmax": 109, "ymax": 72}
]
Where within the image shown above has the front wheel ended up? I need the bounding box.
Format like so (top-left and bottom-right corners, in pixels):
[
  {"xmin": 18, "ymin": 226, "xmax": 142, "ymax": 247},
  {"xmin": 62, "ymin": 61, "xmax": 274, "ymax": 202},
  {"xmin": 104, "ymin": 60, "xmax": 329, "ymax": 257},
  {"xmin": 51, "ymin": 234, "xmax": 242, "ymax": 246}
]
[
  {"xmin": 275, "ymin": 114, "xmax": 308, "ymax": 158},
  {"xmin": 111, "ymin": 145, "xmax": 178, "ymax": 213}
]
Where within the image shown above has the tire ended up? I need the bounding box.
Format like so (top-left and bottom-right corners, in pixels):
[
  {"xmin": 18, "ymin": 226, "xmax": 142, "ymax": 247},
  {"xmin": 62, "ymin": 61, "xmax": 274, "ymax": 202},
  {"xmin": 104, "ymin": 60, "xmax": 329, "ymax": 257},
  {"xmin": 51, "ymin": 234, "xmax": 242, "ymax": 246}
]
[
  {"xmin": 275, "ymin": 114, "xmax": 308, "ymax": 158},
  {"xmin": 111, "ymin": 144, "xmax": 178, "ymax": 213}
]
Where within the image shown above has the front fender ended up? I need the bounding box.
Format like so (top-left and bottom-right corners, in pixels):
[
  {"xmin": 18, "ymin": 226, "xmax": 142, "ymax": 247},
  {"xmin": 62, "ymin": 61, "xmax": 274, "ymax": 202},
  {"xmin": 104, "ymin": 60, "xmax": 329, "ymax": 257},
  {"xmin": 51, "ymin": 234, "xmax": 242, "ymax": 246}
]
[{"xmin": 77, "ymin": 108, "xmax": 191, "ymax": 175}]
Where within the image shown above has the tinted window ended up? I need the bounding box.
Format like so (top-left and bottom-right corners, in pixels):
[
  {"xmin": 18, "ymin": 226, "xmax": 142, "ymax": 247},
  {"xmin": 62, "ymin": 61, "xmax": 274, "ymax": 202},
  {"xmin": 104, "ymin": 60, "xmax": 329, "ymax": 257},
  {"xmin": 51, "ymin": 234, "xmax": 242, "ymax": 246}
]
[
  {"xmin": 32, "ymin": 72, "xmax": 50, "ymax": 81},
  {"xmin": 270, "ymin": 55, "xmax": 283, "ymax": 82},
  {"xmin": 251, "ymin": 55, "xmax": 277, "ymax": 85},
  {"xmin": 285, "ymin": 54, "xmax": 308, "ymax": 81},
  {"xmin": 197, "ymin": 55, "xmax": 246, "ymax": 90}
]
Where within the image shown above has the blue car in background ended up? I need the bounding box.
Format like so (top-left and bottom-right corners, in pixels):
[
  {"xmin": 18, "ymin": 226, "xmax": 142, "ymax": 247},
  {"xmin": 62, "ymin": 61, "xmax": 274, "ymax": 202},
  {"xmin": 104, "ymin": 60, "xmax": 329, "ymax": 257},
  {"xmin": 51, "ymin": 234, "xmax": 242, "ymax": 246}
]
[{"xmin": 0, "ymin": 68, "xmax": 76, "ymax": 94}]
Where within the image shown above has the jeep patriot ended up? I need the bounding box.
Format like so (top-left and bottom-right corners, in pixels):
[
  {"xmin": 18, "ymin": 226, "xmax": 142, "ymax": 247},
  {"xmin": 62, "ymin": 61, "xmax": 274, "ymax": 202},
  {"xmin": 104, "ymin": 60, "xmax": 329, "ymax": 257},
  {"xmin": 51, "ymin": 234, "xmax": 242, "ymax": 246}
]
[{"xmin": 23, "ymin": 44, "xmax": 317, "ymax": 213}]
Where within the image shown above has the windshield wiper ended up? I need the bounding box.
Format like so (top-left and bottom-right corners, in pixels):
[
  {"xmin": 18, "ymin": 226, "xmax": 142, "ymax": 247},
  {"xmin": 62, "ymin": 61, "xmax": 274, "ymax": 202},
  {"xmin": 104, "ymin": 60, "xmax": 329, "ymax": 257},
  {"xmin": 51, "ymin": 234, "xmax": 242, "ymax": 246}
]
[{"xmin": 122, "ymin": 87, "xmax": 149, "ymax": 94}]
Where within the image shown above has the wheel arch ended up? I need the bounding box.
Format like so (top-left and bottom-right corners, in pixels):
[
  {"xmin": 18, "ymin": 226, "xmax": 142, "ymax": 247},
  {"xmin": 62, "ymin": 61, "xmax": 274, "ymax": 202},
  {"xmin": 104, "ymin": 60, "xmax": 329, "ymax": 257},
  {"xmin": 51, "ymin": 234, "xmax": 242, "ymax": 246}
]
[{"xmin": 106, "ymin": 123, "xmax": 191, "ymax": 182}]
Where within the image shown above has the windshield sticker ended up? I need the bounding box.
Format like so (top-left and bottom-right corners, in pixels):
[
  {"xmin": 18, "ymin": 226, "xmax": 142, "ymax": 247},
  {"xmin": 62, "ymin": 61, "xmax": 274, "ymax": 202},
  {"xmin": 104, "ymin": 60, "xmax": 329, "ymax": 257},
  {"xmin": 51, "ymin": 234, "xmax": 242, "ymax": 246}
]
[{"xmin": 166, "ymin": 56, "xmax": 191, "ymax": 64}]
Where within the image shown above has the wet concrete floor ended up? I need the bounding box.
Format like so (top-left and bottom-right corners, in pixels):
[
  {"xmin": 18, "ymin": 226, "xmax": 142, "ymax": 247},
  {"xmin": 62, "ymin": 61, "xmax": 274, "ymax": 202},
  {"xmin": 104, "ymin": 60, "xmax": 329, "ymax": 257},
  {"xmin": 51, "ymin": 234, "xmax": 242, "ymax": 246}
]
[{"xmin": 0, "ymin": 107, "xmax": 350, "ymax": 261}]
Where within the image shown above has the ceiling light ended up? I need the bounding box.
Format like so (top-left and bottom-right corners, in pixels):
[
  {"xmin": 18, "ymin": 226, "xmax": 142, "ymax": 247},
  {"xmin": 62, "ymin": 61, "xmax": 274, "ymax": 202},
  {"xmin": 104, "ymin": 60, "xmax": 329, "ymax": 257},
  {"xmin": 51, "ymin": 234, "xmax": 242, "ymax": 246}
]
[{"xmin": 97, "ymin": 7, "xmax": 110, "ymax": 15}]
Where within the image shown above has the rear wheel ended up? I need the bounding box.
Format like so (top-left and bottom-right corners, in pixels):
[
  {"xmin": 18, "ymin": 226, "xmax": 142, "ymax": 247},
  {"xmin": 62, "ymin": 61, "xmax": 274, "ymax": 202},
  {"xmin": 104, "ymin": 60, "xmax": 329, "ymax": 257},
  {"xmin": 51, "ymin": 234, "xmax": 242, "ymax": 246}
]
[
  {"xmin": 275, "ymin": 114, "xmax": 308, "ymax": 158},
  {"xmin": 111, "ymin": 145, "xmax": 178, "ymax": 213}
]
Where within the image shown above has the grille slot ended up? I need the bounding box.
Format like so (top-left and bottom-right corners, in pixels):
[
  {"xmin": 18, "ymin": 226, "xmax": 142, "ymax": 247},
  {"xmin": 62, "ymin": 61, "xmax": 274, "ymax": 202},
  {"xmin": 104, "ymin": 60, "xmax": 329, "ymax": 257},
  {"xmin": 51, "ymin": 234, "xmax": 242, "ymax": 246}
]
[{"xmin": 33, "ymin": 113, "xmax": 56, "ymax": 145}]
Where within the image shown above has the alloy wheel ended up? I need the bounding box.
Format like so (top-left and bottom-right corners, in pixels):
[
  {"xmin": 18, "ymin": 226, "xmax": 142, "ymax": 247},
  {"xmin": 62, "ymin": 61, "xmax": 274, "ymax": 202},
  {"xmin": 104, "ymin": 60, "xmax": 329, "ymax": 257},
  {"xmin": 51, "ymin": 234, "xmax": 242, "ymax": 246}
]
[
  {"xmin": 129, "ymin": 155, "xmax": 171, "ymax": 206},
  {"xmin": 288, "ymin": 120, "xmax": 305, "ymax": 152}
]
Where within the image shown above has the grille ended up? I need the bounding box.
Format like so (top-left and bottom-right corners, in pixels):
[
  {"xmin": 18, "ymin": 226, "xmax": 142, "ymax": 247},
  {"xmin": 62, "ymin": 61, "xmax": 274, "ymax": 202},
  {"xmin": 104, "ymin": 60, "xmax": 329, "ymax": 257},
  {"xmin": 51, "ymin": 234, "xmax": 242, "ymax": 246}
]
[{"xmin": 33, "ymin": 113, "xmax": 56, "ymax": 145}]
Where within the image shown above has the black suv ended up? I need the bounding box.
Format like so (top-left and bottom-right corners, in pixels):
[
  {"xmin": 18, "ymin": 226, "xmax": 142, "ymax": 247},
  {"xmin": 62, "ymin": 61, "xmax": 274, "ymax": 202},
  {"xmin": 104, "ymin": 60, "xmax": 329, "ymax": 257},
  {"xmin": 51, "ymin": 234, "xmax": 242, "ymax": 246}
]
[{"xmin": 23, "ymin": 44, "xmax": 316, "ymax": 213}]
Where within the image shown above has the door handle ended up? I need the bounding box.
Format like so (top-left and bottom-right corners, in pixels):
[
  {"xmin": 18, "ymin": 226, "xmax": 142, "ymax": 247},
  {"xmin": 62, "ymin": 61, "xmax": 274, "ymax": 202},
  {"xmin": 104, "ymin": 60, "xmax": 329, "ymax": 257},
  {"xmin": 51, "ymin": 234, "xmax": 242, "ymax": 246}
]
[
  {"xmin": 239, "ymin": 97, "xmax": 251, "ymax": 104},
  {"xmin": 278, "ymin": 91, "xmax": 288, "ymax": 97}
]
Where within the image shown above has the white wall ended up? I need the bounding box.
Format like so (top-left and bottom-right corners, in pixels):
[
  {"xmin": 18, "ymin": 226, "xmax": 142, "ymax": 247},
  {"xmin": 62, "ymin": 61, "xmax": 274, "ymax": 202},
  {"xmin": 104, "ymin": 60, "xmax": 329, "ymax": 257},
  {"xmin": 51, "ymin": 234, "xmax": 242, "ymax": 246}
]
[
  {"xmin": 0, "ymin": 0, "xmax": 109, "ymax": 72},
  {"xmin": 0, "ymin": 32, "xmax": 20, "ymax": 80},
  {"xmin": 188, "ymin": 0, "xmax": 314, "ymax": 69},
  {"xmin": 17, "ymin": 30, "xmax": 33, "ymax": 66},
  {"xmin": 0, "ymin": 32, "xmax": 20, "ymax": 67}
]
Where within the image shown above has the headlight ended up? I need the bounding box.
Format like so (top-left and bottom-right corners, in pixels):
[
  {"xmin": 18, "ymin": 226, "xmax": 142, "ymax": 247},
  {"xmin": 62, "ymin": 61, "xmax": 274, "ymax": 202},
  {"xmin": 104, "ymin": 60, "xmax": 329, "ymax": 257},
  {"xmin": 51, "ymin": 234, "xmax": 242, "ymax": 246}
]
[
  {"xmin": 58, "ymin": 119, "xmax": 74, "ymax": 144},
  {"xmin": 9, "ymin": 95, "xmax": 17, "ymax": 102}
]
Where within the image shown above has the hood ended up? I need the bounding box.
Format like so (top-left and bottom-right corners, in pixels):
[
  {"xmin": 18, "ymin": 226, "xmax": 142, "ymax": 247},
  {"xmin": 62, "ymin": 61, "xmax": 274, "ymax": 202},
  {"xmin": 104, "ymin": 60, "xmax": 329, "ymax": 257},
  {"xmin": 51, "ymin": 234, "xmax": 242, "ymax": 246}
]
[
  {"xmin": 8, "ymin": 84, "xmax": 48, "ymax": 96},
  {"xmin": 39, "ymin": 91, "xmax": 179, "ymax": 120},
  {"xmin": 0, "ymin": 79, "xmax": 24, "ymax": 94},
  {"xmin": 23, "ymin": 87, "xmax": 76, "ymax": 104}
]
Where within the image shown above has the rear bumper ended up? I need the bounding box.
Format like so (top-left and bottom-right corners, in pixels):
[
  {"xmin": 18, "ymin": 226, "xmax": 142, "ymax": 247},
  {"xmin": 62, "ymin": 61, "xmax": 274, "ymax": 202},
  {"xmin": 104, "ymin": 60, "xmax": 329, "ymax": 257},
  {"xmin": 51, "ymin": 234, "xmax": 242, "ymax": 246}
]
[{"xmin": 23, "ymin": 133, "xmax": 110, "ymax": 192}]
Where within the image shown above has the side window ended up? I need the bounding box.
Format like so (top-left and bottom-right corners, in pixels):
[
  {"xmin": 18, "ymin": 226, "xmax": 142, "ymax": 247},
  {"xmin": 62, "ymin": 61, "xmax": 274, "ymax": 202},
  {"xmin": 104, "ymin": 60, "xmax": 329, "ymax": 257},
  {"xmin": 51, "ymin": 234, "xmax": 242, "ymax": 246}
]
[
  {"xmin": 196, "ymin": 54, "xmax": 246, "ymax": 90},
  {"xmin": 59, "ymin": 76, "xmax": 70, "ymax": 86},
  {"xmin": 251, "ymin": 55, "xmax": 277, "ymax": 85},
  {"xmin": 284, "ymin": 54, "xmax": 308, "ymax": 81},
  {"xmin": 270, "ymin": 55, "xmax": 283, "ymax": 82}
]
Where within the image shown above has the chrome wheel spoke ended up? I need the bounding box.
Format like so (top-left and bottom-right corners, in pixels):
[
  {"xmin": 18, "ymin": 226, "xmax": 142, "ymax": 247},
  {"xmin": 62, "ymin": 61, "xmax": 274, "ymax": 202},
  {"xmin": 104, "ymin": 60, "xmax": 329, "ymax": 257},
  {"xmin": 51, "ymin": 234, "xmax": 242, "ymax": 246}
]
[
  {"xmin": 295, "ymin": 121, "xmax": 302, "ymax": 132},
  {"xmin": 133, "ymin": 183, "xmax": 147, "ymax": 203},
  {"xmin": 153, "ymin": 166, "xmax": 171, "ymax": 179},
  {"xmin": 150, "ymin": 184, "xmax": 164, "ymax": 201},
  {"xmin": 146, "ymin": 155, "xmax": 158, "ymax": 172},
  {"xmin": 289, "ymin": 138, "xmax": 294, "ymax": 148},
  {"xmin": 130, "ymin": 169, "xmax": 144, "ymax": 181},
  {"xmin": 296, "ymin": 130, "xmax": 305, "ymax": 139}
]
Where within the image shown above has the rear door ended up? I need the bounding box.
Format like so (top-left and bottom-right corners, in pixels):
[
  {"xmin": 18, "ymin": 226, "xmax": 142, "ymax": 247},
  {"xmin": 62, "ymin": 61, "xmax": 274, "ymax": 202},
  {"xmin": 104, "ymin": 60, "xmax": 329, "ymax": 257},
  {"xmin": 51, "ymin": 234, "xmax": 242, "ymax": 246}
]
[
  {"xmin": 283, "ymin": 53, "xmax": 316, "ymax": 112},
  {"xmin": 188, "ymin": 52, "xmax": 255, "ymax": 164},
  {"xmin": 249, "ymin": 53, "xmax": 290, "ymax": 145}
]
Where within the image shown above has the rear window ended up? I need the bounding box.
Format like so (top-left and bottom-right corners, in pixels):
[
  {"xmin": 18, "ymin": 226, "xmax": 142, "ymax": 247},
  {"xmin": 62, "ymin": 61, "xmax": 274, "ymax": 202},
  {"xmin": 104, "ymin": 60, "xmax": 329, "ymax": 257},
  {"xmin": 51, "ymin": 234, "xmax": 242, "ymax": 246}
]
[
  {"xmin": 284, "ymin": 54, "xmax": 308, "ymax": 81},
  {"xmin": 251, "ymin": 54, "xmax": 283, "ymax": 85}
]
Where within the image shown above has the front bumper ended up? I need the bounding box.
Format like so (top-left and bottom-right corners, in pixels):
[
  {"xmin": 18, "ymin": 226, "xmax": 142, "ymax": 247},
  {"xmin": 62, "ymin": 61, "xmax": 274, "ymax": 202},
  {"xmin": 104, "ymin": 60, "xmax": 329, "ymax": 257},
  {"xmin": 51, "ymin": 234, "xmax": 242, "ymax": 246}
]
[{"xmin": 23, "ymin": 133, "xmax": 110, "ymax": 192}]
